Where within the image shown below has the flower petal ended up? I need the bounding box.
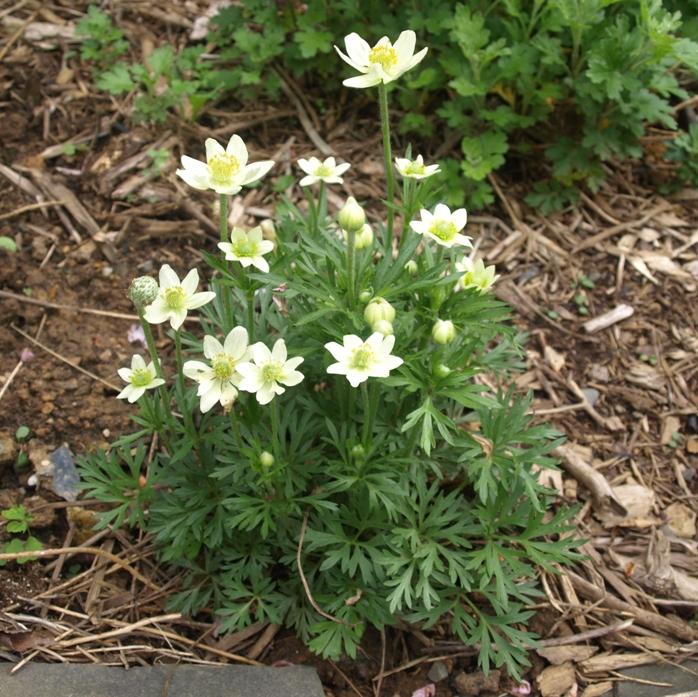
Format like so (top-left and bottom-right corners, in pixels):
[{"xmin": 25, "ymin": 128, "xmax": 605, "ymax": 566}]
[
  {"xmin": 159, "ymin": 264, "xmax": 180, "ymax": 288},
  {"xmin": 252, "ymin": 342, "xmax": 272, "ymax": 364},
  {"xmin": 343, "ymin": 334, "xmax": 364, "ymax": 350},
  {"xmin": 271, "ymin": 339, "xmax": 287, "ymax": 364},
  {"xmin": 241, "ymin": 160, "xmax": 275, "ymax": 186},
  {"xmin": 325, "ymin": 341, "xmax": 347, "ymax": 362},
  {"xmin": 205, "ymin": 138, "xmax": 225, "ymax": 162},
  {"xmin": 203, "ymin": 335, "xmax": 224, "ymax": 358},
  {"xmin": 299, "ymin": 175, "xmax": 316, "ymax": 187},
  {"xmin": 343, "ymin": 33, "xmax": 371, "ymax": 68},
  {"xmin": 224, "ymin": 326, "xmax": 249, "ymax": 358},
  {"xmin": 226, "ymin": 134, "xmax": 248, "ymax": 168},
  {"xmin": 181, "ymin": 268, "xmax": 200, "ymax": 295},
  {"xmin": 452, "ymin": 208, "xmax": 468, "ymax": 231},
  {"xmin": 251, "ymin": 257, "xmax": 270, "ymax": 273},
  {"xmin": 184, "ymin": 291, "xmax": 217, "ymax": 310},
  {"xmin": 393, "ymin": 30, "xmax": 416, "ymax": 64},
  {"xmin": 199, "ymin": 383, "xmax": 221, "ymax": 413}
]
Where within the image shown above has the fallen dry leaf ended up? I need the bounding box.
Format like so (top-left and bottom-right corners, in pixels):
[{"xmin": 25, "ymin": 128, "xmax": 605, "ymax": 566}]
[
  {"xmin": 664, "ymin": 502, "xmax": 697, "ymax": 539},
  {"xmin": 596, "ymin": 484, "xmax": 658, "ymax": 528}
]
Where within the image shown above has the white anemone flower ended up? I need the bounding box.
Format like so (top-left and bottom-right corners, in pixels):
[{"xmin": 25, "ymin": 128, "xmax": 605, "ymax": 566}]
[
  {"xmin": 117, "ymin": 354, "xmax": 165, "ymax": 403},
  {"xmin": 455, "ymin": 257, "xmax": 501, "ymax": 293},
  {"xmin": 237, "ymin": 339, "xmax": 304, "ymax": 405},
  {"xmin": 325, "ymin": 332, "xmax": 403, "ymax": 387},
  {"xmin": 335, "ymin": 30, "xmax": 428, "ymax": 89},
  {"xmin": 395, "ymin": 154, "xmax": 441, "ymax": 180},
  {"xmin": 143, "ymin": 265, "xmax": 216, "ymax": 331},
  {"xmin": 409, "ymin": 204, "xmax": 472, "ymax": 248},
  {"xmin": 176, "ymin": 135, "xmax": 275, "ymax": 195},
  {"xmin": 218, "ymin": 226, "xmax": 275, "ymax": 273},
  {"xmin": 183, "ymin": 327, "xmax": 252, "ymax": 413},
  {"xmin": 297, "ymin": 157, "xmax": 351, "ymax": 186}
]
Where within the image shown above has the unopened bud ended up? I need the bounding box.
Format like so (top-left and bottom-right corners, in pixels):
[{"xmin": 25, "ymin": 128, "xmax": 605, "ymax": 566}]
[
  {"xmin": 371, "ymin": 320, "xmax": 394, "ymax": 336},
  {"xmin": 404, "ymin": 260, "xmax": 418, "ymax": 275},
  {"xmin": 434, "ymin": 363, "xmax": 451, "ymax": 378},
  {"xmin": 129, "ymin": 276, "xmax": 159, "ymax": 309},
  {"xmin": 354, "ymin": 224, "xmax": 373, "ymax": 250},
  {"xmin": 351, "ymin": 444, "xmax": 366, "ymax": 461},
  {"xmin": 338, "ymin": 196, "xmax": 365, "ymax": 234},
  {"xmin": 358, "ymin": 290, "xmax": 373, "ymax": 304},
  {"xmin": 260, "ymin": 451, "xmax": 274, "ymax": 468},
  {"xmin": 259, "ymin": 218, "xmax": 277, "ymax": 243},
  {"xmin": 432, "ymin": 319, "xmax": 456, "ymax": 345},
  {"xmin": 364, "ymin": 297, "xmax": 395, "ymax": 326}
]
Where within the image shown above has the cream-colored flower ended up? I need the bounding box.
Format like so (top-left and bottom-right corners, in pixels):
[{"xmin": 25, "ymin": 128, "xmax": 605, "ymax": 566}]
[
  {"xmin": 117, "ymin": 354, "xmax": 165, "ymax": 403},
  {"xmin": 395, "ymin": 154, "xmax": 440, "ymax": 180},
  {"xmin": 218, "ymin": 226, "xmax": 275, "ymax": 273},
  {"xmin": 325, "ymin": 332, "xmax": 403, "ymax": 387},
  {"xmin": 298, "ymin": 156, "xmax": 351, "ymax": 186},
  {"xmin": 432, "ymin": 319, "xmax": 456, "ymax": 345},
  {"xmin": 409, "ymin": 204, "xmax": 471, "ymax": 248},
  {"xmin": 237, "ymin": 339, "xmax": 304, "ymax": 405},
  {"xmin": 335, "ymin": 30, "xmax": 428, "ymax": 89},
  {"xmin": 143, "ymin": 265, "xmax": 216, "ymax": 331},
  {"xmin": 183, "ymin": 327, "xmax": 252, "ymax": 413},
  {"xmin": 176, "ymin": 135, "xmax": 274, "ymax": 195},
  {"xmin": 456, "ymin": 257, "xmax": 500, "ymax": 293}
]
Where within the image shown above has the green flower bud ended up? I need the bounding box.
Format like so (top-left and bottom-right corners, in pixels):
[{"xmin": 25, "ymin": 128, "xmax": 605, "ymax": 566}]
[
  {"xmin": 343, "ymin": 223, "xmax": 373, "ymax": 250},
  {"xmin": 432, "ymin": 319, "xmax": 456, "ymax": 345},
  {"xmin": 129, "ymin": 276, "xmax": 159, "ymax": 309},
  {"xmin": 404, "ymin": 260, "xmax": 418, "ymax": 275},
  {"xmin": 434, "ymin": 363, "xmax": 451, "ymax": 378},
  {"xmin": 371, "ymin": 320, "xmax": 394, "ymax": 336},
  {"xmin": 364, "ymin": 297, "xmax": 395, "ymax": 326},
  {"xmin": 351, "ymin": 444, "xmax": 366, "ymax": 461},
  {"xmin": 358, "ymin": 290, "xmax": 373, "ymax": 304},
  {"xmin": 260, "ymin": 451, "xmax": 274, "ymax": 468},
  {"xmin": 338, "ymin": 196, "xmax": 365, "ymax": 234}
]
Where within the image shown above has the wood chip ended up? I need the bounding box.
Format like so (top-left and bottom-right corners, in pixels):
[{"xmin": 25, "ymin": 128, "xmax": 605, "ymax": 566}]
[
  {"xmin": 583, "ymin": 305, "xmax": 634, "ymax": 333},
  {"xmin": 579, "ymin": 651, "xmax": 658, "ymax": 674},
  {"xmin": 537, "ymin": 645, "xmax": 599, "ymax": 665},
  {"xmin": 536, "ymin": 661, "xmax": 576, "ymax": 697}
]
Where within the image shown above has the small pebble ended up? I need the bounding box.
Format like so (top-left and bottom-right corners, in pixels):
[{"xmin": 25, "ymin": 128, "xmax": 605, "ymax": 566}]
[
  {"xmin": 581, "ymin": 387, "xmax": 600, "ymax": 407},
  {"xmin": 137, "ymin": 259, "xmax": 154, "ymax": 273},
  {"xmin": 427, "ymin": 660, "xmax": 449, "ymax": 683}
]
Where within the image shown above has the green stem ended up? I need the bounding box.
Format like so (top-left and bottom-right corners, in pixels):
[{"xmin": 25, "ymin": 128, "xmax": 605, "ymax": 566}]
[
  {"xmin": 247, "ymin": 289, "xmax": 255, "ymax": 343},
  {"xmin": 378, "ymin": 82, "xmax": 395, "ymax": 251},
  {"xmin": 400, "ymin": 178, "xmax": 412, "ymax": 251},
  {"xmin": 219, "ymin": 193, "xmax": 233, "ymax": 330},
  {"xmin": 434, "ymin": 245, "xmax": 444, "ymax": 267},
  {"xmin": 405, "ymin": 421, "xmax": 420, "ymax": 458},
  {"xmin": 229, "ymin": 406, "xmax": 244, "ymax": 454},
  {"xmin": 346, "ymin": 229, "xmax": 356, "ymax": 310},
  {"xmin": 270, "ymin": 398, "xmax": 281, "ymax": 464},
  {"xmin": 138, "ymin": 307, "xmax": 172, "ymax": 420},
  {"xmin": 174, "ymin": 329, "xmax": 195, "ymax": 435},
  {"xmin": 318, "ymin": 180, "xmax": 326, "ymax": 222},
  {"xmin": 306, "ymin": 187, "xmax": 317, "ymax": 235},
  {"xmin": 361, "ymin": 382, "xmax": 371, "ymax": 445}
]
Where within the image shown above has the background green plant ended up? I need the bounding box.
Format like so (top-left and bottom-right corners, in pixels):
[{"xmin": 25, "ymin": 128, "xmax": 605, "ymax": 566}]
[
  {"xmin": 77, "ymin": 1, "xmax": 698, "ymax": 208},
  {"xmin": 0, "ymin": 505, "xmax": 42, "ymax": 566}
]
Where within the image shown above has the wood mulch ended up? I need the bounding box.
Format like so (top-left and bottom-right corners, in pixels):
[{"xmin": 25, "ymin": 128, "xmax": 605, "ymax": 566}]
[{"xmin": 1, "ymin": 3, "xmax": 697, "ymax": 697}]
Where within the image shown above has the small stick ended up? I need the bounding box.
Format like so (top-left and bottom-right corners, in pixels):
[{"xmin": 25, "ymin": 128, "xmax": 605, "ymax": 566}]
[
  {"xmin": 11, "ymin": 323, "xmax": 120, "ymax": 392},
  {"xmin": 373, "ymin": 630, "xmax": 387, "ymax": 697},
  {"xmin": 0, "ymin": 200, "xmax": 64, "ymax": 221},
  {"xmin": 328, "ymin": 658, "xmax": 366, "ymax": 697},
  {"xmin": 297, "ymin": 510, "xmax": 359, "ymax": 628},
  {"xmin": 0, "ymin": 545, "xmax": 158, "ymax": 590},
  {"xmin": 0, "ymin": 10, "xmax": 38, "ymax": 62}
]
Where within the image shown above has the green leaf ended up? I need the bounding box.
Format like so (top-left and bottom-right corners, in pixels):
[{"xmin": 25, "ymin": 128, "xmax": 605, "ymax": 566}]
[
  {"xmin": 0, "ymin": 236, "xmax": 17, "ymax": 253},
  {"xmin": 294, "ymin": 29, "xmax": 334, "ymax": 58},
  {"xmin": 96, "ymin": 64, "xmax": 135, "ymax": 94}
]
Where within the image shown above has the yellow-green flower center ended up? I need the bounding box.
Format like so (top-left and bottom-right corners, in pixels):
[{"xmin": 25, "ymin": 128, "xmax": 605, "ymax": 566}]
[
  {"xmin": 350, "ymin": 345, "xmax": 374, "ymax": 370},
  {"xmin": 405, "ymin": 161, "xmax": 426, "ymax": 175},
  {"xmin": 208, "ymin": 154, "xmax": 240, "ymax": 184},
  {"xmin": 314, "ymin": 163, "xmax": 333, "ymax": 177},
  {"xmin": 232, "ymin": 238, "xmax": 257, "ymax": 258},
  {"xmin": 429, "ymin": 220, "xmax": 457, "ymax": 242},
  {"xmin": 130, "ymin": 367, "xmax": 153, "ymax": 388},
  {"xmin": 261, "ymin": 363, "xmax": 282, "ymax": 383},
  {"xmin": 212, "ymin": 354, "xmax": 236, "ymax": 381},
  {"xmin": 164, "ymin": 285, "xmax": 185, "ymax": 309},
  {"xmin": 369, "ymin": 45, "xmax": 398, "ymax": 71}
]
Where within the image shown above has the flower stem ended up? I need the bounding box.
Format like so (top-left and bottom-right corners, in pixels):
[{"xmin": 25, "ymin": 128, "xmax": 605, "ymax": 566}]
[
  {"xmin": 434, "ymin": 245, "xmax": 444, "ymax": 267},
  {"xmin": 138, "ymin": 307, "xmax": 172, "ymax": 420},
  {"xmin": 270, "ymin": 398, "xmax": 281, "ymax": 464},
  {"xmin": 361, "ymin": 382, "xmax": 371, "ymax": 444},
  {"xmin": 378, "ymin": 83, "xmax": 395, "ymax": 251},
  {"xmin": 306, "ymin": 187, "xmax": 317, "ymax": 235},
  {"xmin": 346, "ymin": 229, "xmax": 356, "ymax": 310},
  {"xmin": 229, "ymin": 406, "xmax": 244, "ymax": 454},
  {"xmin": 219, "ymin": 193, "xmax": 233, "ymax": 331},
  {"xmin": 400, "ymin": 178, "xmax": 412, "ymax": 251},
  {"xmin": 247, "ymin": 289, "xmax": 255, "ymax": 343}
]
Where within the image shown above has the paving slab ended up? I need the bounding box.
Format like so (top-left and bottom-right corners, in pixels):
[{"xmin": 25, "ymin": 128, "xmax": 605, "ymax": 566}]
[
  {"xmin": 614, "ymin": 660, "xmax": 698, "ymax": 697},
  {"xmin": 0, "ymin": 663, "xmax": 325, "ymax": 697}
]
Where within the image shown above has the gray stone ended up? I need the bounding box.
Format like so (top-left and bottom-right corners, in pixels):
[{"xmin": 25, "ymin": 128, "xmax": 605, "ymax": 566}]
[
  {"xmin": 0, "ymin": 663, "xmax": 325, "ymax": 697},
  {"xmin": 49, "ymin": 444, "xmax": 80, "ymax": 502},
  {"xmin": 427, "ymin": 660, "xmax": 449, "ymax": 682},
  {"xmin": 614, "ymin": 660, "xmax": 698, "ymax": 697}
]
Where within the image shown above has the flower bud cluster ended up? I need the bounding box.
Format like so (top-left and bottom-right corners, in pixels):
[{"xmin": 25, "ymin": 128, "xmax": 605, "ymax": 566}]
[{"xmin": 364, "ymin": 297, "xmax": 395, "ymax": 336}]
